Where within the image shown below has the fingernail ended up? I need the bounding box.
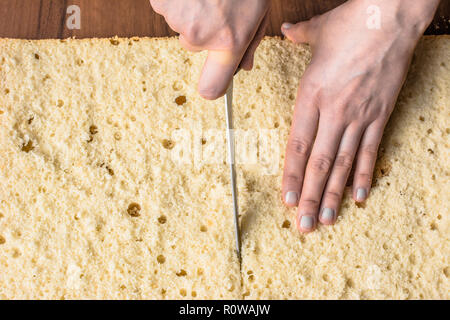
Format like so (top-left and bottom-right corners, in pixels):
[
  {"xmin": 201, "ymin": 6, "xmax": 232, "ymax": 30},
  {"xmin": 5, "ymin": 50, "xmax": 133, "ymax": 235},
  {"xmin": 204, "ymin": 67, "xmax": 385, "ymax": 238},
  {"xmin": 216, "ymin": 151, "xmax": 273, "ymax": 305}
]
[
  {"xmin": 285, "ymin": 191, "xmax": 298, "ymax": 206},
  {"xmin": 282, "ymin": 22, "xmax": 293, "ymax": 30},
  {"xmin": 356, "ymin": 188, "xmax": 367, "ymax": 202},
  {"xmin": 321, "ymin": 208, "xmax": 335, "ymax": 223},
  {"xmin": 300, "ymin": 216, "xmax": 314, "ymax": 230}
]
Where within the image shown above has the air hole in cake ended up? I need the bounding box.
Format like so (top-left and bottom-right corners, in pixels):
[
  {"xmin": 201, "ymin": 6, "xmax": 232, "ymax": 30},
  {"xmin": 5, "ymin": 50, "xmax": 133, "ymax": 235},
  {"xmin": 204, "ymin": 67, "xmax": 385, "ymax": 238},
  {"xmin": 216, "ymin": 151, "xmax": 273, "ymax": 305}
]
[
  {"xmin": 110, "ymin": 39, "xmax": 120, "ymax": 46},
  {"xmin": 322, "ymin": 274, "xmax": 329, "ymax": 282},
  {"xmin": 419, "ymin": 116, "xmax": 425, "ymax": 121},
  {"xmin": 244, "ymin": 112, "xmax": 251, "ymax": 119},
  {"xmin": 28, "ymin": 116, "xmax": 34, "ymax": 124},
  {"xmin": 346, "ymin": 278, "xmax": 354, "ymax": 288},
  {"xmin": 427, "ymin": 148, "xmax": 434, "ymax": 154},
  {"xmin": 21, "ymin": 140, "xmax": 34, "ymax": 153},
  {"xmin": 0, "ymin": 235, "xmax": 5, "ymax": 244},
  {"xmin": 5, "ymin": 88, "xmax": 10, "ymax": 94},
  {"xmin": 437, "ymin": 214, "xmax": 442, "ymax": 220},
  {"xmin": 281, "ymin": 220, "xmax": 290, "ymax": 228},
  {"xmin": 197, "ymin": 268, "xmax": 204, "ymax": 276},
  {"xmin": 180, "ymin": 289, "xmax": 187, "ymax": 297},
  {"xmin": 57, "ymin": 100, "xmax": 64, "ymax": 107},
  {"xmin": 34, "ymin": 53, "xmax": 40, "ymax": 60},
  {"xmin": 430, "ymin": 222, "xmax": 437, "ymax": 230},
  {"xmin": 444, "ymin": 267, "xmax": 450, "ymax": 278},
  {"xmin": 106, "ymin": 166, "xmax": 114, "ymax": 176},
  {"xmin": 256, "ymin": 86, "xmax": 262, "ymax": 93},
  {"xmin": 172, "ymin": 81, "xmax": 182, "ymax": 91},
  {"xmin": 127, "ymin": 203, "xmax": 141, "ymax": 217},
  {"xmin": 176, "ymin": 269, "xmax": 187, "ymax": 277},
  {"xmin": 114, "ymin": 132, "xmax": 122, "ymax": 140},
  {"xmin": 191, "ymin": 291, "xmax": 197, "ymax": 297},
  {"xmin": 12, "ymin": 248, "xmax": 21, "ymax": 258},
  {"xmin": 201, "ymin": 138, "xmax": 207, "ymax": 145},
  {"xmin": 143, "ymin": 87, "xmax": 147, "ymax": 92},
  {"xmin": 157, "ymin": 254, "xmax": 166, "ymax": 264},
  {"xmin": 446, "ymin": 128, "xmax": 450, "ymax": 134},
  {"xmin": 89, "ymin": 125, "xmax": 98, "ymax": 135},
  {"xmin": 75, "ymin": 58, "xmax": 84, "ymax": 66},
  {"xmin": 427, "ymin": 129, "xmax": 432, "ymax": 134},
  {"xmin": 248, "ymin": 275, "xmax": 255, "ymax": 282},
  {"xmin": 175, "ymin": 95, "xmax": 187, "ymax": 106},
  {"xmin": 356, "ymin": 202, "xmax": 366, "ymax": 209},
  {"xmin": 274, "ymin": 122, "xmax": 280, "ymax": 128},
  {"xmin": 162, "ymin": 139, "xmax": 175, "ymax": 149},
  {"xmin": 158, "ymin": 215, "xmax": 167, "ymax": 224},
  {"xmin": 289, "ymin": 94, "xmax": 295, "ymax": 100},
  {"xmin": 200, "ymin": 225, "xmax": 207, "ymax": 232}
]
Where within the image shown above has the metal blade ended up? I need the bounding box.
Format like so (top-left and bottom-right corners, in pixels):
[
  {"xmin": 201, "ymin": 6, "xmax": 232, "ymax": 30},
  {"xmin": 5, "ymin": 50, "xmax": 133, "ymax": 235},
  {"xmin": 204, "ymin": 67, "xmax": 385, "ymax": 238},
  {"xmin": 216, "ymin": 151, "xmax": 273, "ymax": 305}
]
[{"xmin": 224, "ymin": 79, "xmax": 241, "ymax": 264}]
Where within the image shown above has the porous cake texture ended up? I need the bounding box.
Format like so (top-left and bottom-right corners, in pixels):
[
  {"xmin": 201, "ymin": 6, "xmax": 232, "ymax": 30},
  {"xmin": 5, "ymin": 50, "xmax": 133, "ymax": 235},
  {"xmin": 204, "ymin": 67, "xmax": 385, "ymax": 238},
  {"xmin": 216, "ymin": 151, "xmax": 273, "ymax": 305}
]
[{"xmin": 0, "ymin": 36, "xmax": 448, "ymax": 299}]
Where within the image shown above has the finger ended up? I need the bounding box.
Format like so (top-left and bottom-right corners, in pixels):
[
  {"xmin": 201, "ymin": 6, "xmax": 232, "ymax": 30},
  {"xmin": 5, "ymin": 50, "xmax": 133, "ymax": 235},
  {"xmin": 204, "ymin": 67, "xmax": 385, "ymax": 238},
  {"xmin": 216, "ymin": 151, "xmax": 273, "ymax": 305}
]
[
  {"xmin": 352, "ymin": 120, "xmax": 386, "ymax": 202},
  {"xmin": 179, "ymin": 35, "xmax": 202, "ymax": 52},
  {"xmin": 282, "ymin": 93, "xmax": 319, "ymax": 208},
  {"xmin": 198, "ymin": 50, "xmax": 242, "ymax": 100},
  {"xmin": 296, "ymin": 119, "xmax": 345, "ymax": 232},
  {"xmin": 281, "ymin": 20, "xmax": 313, "ymax": 44},
  {"xmin": 240, "ymin": 13, "xmax": 270, "ymax": 71},
  {"xmin": 319, "ymin": 124, "xmax": 364, "ymax": 225}
]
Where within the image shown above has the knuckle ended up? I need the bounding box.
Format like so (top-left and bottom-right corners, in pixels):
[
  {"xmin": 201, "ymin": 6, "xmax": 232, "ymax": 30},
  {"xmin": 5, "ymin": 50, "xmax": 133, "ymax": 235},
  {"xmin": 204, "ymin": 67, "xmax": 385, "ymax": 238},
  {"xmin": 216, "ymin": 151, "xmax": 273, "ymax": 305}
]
[
  {"xmin": 183, "ymin": 23, "xmax": 200, "ymax": 44},
  {"xmin": 361, "ymin": 144, "xmax": 379, "ymax": 158},
  {"xmin": 288, "ymin": 138, "xmax": 310, "ymax": 157},
  {"xmin": 357, "ymin": 172, "xmax": 372, "ymax": 184},
  {"xmin": 324, "ymin": 190, "xmax": 341, "ymax": 202},
  {"xmin": 283, "ymin": 173, "xmax": 303, "ymax": 186},
  {"xmin": 300, "ymin": 198, "xmax": 320, "ymax": 210},
  {"xmin": 334, "ymin": 152, "xmax": 354, "ymax": 170},
  {"xmin": 310, "ymin": 154, "xmax": 333, "ymax": 173}
]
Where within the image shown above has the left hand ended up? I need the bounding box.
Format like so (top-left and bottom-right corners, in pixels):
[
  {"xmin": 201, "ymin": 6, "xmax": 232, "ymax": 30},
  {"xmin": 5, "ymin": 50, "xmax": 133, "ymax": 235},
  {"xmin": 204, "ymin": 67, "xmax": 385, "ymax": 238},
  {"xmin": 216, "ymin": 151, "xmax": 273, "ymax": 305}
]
[{"xmin": 280, "ymin": 0, "xmax": 440, "ymax": 232}]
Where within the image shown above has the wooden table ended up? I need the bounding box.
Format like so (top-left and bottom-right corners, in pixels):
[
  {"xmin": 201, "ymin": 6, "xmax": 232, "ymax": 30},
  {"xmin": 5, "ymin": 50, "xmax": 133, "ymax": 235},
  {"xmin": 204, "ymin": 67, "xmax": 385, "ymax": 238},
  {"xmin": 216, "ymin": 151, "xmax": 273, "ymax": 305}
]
[{"xmin": 0, "ymin": 0, "xmax": 448, "ymax": 39}]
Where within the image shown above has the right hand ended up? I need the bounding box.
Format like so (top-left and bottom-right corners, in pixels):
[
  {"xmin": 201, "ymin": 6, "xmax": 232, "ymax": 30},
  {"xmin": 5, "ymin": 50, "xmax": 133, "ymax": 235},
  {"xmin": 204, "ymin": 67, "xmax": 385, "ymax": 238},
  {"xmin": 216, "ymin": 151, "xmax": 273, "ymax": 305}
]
[{"xmin": 150, "ymin": 0, "xmax": 270, "ymax": 99}]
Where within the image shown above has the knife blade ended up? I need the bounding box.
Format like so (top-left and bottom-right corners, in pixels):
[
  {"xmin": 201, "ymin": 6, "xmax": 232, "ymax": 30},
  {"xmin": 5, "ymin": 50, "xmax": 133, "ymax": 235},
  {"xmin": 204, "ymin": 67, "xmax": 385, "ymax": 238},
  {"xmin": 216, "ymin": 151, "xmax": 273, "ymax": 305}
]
[{"xmin": 224, "ymin": 78, "xmax": 241, "ymax": 264}]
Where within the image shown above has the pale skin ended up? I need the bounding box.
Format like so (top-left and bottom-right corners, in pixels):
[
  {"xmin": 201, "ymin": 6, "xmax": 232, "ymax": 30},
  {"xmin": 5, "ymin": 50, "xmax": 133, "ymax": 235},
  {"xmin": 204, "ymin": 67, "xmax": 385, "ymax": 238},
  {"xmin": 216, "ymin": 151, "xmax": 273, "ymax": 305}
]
[{"xmin": 150, "ymin": 0, "xmax": 441, "ymax": 232}]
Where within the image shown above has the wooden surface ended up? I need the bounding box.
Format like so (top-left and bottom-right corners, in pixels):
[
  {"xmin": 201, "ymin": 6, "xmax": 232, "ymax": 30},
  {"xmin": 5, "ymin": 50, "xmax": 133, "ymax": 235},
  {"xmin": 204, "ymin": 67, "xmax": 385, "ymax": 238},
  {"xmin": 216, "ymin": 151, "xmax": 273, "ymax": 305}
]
[{"xmin": 0, "ymin": 0, "xmax": 448, "ymax": 39}]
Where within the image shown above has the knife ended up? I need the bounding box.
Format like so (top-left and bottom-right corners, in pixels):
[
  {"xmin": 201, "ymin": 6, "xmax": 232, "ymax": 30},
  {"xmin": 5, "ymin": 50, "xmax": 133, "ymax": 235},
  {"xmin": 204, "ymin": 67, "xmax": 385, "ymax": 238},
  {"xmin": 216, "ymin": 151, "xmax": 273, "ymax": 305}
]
[{"xmin": 224, "ymin": 78, "xmax": 241, "ymax": 264}]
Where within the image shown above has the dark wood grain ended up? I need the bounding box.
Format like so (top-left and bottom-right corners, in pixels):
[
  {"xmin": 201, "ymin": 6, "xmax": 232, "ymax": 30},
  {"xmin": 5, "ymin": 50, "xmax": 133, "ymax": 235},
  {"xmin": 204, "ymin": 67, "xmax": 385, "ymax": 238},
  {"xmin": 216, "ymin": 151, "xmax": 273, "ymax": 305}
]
[{"xmin": 0, "ymin": 0, "xmax": 448, "ymax": 39}]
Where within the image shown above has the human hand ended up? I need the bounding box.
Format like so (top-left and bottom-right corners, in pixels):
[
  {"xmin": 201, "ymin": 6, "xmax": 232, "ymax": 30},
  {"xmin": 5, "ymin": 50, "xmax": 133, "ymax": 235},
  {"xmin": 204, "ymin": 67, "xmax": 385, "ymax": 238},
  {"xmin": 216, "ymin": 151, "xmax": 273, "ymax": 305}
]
[
  {"xmin": 281, "ymin": 0, "xmax": 440, "ymax": 232},
  {"xmin": 150, "ymin": 0, "xmax": 270, "ymax": 99}
]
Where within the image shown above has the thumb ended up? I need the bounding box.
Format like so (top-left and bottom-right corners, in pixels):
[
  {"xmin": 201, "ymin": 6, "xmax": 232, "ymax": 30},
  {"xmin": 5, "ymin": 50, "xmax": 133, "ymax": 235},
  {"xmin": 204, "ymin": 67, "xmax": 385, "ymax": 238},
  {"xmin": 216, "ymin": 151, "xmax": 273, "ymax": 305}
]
[
  {"xmin": 198, "ymin": 50, "xmax": 242, "ymax": 100},
  {"xmin": 281, "ymin": 20, "xmax": 313, "ymax": 44}
]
